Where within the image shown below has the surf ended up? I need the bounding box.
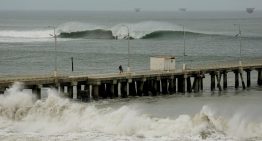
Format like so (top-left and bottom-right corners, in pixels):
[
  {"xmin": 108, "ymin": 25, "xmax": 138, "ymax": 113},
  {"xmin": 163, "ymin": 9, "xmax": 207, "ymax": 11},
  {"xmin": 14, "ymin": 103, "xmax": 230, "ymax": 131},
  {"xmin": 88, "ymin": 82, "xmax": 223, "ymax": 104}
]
[
  {"xmin": 0, "ymin": 21, "xmax": 261, "ymax": 42},
  {"xmin": 1, "ymin": 83, "xmax": 262, "ymax": 140}
]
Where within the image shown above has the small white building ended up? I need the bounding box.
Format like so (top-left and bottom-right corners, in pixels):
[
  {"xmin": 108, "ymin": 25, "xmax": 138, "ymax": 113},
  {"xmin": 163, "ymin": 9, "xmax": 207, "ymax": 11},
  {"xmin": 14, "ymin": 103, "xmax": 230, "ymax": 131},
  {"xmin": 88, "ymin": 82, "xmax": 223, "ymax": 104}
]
[{"xmin": 150, "ymin": 56, "xmax": 176, "ymax": 71}]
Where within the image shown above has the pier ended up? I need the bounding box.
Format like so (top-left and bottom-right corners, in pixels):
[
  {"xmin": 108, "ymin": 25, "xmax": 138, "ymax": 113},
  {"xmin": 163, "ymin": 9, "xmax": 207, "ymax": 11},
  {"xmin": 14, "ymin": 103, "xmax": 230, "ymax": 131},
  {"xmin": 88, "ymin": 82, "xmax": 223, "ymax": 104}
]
[{"xmin": 0, "ymin": 62, "xmax": 262, "ymax": 100}]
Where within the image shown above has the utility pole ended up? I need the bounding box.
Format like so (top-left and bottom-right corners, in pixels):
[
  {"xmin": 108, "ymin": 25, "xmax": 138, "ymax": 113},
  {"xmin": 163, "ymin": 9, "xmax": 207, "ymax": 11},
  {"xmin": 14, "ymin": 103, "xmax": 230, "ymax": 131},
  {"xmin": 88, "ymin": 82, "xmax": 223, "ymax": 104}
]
[
  {"xmin": 48, "ymin": 26, "xmax": 58, "ymax": 77},
  {"xmin": 234, "ymin": 24, "xmax": 242, "ymax": 66},
  {"xmin": 71, "ymin": 57, "xmax": 74, "ymax": 72},
  {"xmin": 182, "ymin": 25, "xmax": 186, "ymax": 71},
  {"xmin": 122, "ymin": 25, "xmax": 130, "ymax": 72}
]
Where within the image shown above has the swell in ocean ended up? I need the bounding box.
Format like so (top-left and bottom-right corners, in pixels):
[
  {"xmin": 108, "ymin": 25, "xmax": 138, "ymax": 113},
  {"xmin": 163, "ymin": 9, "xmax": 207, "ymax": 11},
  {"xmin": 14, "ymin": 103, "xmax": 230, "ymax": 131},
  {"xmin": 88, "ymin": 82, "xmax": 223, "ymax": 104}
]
[
  {"xmin": 1, "ymin": 83, "xmax": 262, "ymax": 141},
  {"xmin": 59, "ymin": 30, "xmax": 205, "ymax": 39},
  {"xmin": 1, "ymin": 21, "xmax": 261, "ymax": 42}
]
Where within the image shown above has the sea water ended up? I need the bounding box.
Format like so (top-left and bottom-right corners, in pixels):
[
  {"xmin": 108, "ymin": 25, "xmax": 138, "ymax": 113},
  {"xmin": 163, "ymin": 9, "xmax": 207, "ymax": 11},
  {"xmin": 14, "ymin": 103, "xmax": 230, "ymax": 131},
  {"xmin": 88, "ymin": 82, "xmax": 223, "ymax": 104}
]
[{"xmin": 0, "ymin": 11, "xmax": 262, "ymax": 140}]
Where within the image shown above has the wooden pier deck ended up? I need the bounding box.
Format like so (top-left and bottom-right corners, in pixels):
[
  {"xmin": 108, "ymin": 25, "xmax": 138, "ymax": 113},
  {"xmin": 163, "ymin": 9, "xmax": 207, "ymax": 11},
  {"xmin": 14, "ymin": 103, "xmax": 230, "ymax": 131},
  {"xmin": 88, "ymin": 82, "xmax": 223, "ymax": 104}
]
[{"xmin": 0, "ymin": 62, "xmax": 262, "ymax": 100}]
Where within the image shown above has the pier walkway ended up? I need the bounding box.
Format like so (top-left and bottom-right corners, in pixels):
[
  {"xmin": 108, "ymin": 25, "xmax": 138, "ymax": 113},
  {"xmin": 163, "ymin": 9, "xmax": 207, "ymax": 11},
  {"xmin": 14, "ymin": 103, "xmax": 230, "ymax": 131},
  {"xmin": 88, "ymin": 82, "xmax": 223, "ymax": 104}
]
[{"xmin": 0, "ymin": 61, "xmax": 262, "ymax": 100}]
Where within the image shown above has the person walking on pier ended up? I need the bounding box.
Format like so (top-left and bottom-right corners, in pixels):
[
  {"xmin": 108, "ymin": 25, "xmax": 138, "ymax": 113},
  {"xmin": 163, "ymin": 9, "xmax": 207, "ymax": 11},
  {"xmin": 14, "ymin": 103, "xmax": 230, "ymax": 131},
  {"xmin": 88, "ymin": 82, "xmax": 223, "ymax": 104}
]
[{"xmin": 119, "ymin": 65, "xmax": 123, "ymax": 73}]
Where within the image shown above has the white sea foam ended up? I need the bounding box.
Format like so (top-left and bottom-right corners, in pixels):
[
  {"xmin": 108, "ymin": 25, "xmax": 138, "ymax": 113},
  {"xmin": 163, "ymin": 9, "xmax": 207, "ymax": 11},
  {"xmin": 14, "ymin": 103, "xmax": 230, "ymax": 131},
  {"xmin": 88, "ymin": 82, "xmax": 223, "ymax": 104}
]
[
  {"xmin": 110, "ymin": 21, "xmax": 182, "ymax": 39},
  {"xmin": 0, "ymin": 83, "xmax": 262, "ymax": 141}
]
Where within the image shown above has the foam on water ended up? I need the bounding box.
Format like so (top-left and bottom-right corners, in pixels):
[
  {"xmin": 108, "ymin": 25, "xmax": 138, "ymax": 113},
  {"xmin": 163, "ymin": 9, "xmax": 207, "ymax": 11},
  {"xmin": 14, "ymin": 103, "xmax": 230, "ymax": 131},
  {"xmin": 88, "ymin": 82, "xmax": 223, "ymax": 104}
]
[{"xmin": 1, "ymin": 83, "xmax": 262, "ymax": 141}]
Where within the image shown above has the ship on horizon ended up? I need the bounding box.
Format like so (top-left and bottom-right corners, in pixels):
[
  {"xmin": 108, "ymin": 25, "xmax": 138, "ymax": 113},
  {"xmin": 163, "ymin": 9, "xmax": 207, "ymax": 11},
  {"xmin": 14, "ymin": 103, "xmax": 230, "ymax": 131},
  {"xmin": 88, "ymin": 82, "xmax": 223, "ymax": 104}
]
[
  {"xmin": 179, "ymin": 8, "xmax": 187, "ymax": 12},
  {"xmin": 134, "ymin": 8, "xmax": 141, "ymax": 12},
  {"xmin": 246, "ymin": 8, "xmax": 255, "ymax": 14}
]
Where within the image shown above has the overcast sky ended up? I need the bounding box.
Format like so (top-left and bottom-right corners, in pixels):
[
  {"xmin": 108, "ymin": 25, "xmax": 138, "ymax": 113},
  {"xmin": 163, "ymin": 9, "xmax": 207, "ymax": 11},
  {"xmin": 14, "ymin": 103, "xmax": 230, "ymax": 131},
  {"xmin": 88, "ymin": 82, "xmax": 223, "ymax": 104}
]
[{"xmin": 0, "ymin": 0, "xmax": 261, "ymax": 11}]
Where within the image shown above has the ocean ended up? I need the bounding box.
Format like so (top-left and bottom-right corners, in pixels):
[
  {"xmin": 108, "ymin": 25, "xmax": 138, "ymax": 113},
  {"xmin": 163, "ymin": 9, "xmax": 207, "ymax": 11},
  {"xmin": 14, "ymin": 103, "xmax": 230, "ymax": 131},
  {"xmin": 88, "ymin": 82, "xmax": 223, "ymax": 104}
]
[{"xmin": 0, "ymin": 11, "xmax": 262, "ymax": 141}]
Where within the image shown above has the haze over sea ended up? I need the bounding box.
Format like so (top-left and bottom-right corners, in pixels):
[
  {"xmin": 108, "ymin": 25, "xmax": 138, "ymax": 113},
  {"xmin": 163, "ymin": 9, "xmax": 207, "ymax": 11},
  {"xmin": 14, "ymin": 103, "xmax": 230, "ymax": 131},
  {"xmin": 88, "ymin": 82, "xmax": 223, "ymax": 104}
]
[{"xmin": 0, "ymin": 11, "xmax": 262, "ymax": 141}]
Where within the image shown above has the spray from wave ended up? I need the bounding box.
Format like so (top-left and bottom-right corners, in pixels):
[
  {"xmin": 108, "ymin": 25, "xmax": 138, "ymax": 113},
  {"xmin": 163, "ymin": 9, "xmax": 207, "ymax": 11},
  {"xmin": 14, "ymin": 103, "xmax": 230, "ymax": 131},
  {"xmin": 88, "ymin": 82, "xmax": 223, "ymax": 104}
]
[{"xmin": 1, "ymin": 83, "xmax": 262, "ymax": 140}]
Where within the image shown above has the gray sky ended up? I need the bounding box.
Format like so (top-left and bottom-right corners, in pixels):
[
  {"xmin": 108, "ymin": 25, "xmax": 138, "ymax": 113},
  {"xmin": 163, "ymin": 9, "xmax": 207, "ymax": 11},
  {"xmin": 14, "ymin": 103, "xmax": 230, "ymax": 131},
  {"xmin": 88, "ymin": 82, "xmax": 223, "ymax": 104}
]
[{"xmin": 0, "ymin": 0, "xmax": 261, "ymax": 11}]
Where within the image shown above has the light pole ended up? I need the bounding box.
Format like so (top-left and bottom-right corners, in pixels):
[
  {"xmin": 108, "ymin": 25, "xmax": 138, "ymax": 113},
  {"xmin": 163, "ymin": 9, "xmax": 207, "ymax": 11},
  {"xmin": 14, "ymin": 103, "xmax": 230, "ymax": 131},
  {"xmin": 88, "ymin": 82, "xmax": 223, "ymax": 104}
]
[
  {"xmin": 122, "ymin": 25, "xmax": 130, "ymax": 72},
  {"xmin": 234, "ymin": 24, "xmax": 242, "ymax": 66},
  {"xmin": 48, "ymin": 26, "xmax": 58, "ymax": 77},
  {"xmin": 182, "ymin": 25, "xmax": 186, "ymax": 71}
]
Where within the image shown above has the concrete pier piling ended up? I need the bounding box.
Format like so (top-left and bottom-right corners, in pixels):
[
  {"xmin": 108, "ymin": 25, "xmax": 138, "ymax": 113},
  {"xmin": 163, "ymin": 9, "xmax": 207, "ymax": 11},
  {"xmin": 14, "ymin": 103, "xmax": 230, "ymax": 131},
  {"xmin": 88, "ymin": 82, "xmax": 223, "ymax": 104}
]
[
  {"xmin": 245, "ymin": 70, "xmax": 251, "ymax": 87},
  {"xmin": 68, "ymin": 84, "xmax": 74, "ymax": 99},
  {"xmin": 136, "ymin": 80, "xmax": 144, "ymax": 96},
  {"xmin": 187, "ymin": 77, "xmax": 192, "ymax": 93},
  {"xmin": 161, "ymin": 78, "xmax": 168, "ymax": 94},
  {"xmin": 129, "ymin": 80, "xmax": 136, "ymax": 96},
  {"xmin": 239, "ymin": 70, "xmax": 246, "ymax": 89},
  {"xmin": 258, "ymin": 69, "xmax": 262, "ymax": 86},
  {"xmin": 32, "ymin": 85, "xmax": 41, "ymax": 99},
  {"xmin": 234, "ymin": 70, "xmax": 240, "ymax": 89},
  {"xmin": 177, "ymin": 76, "xmax": 185, "ymax": 93},
  {"xmin": 99, "ymin": 83, "xmax": 106, "ymax": 98},
  {"xmin": 193, "ymin": 76, "xmax": 199, "ymax": 93},
  {"xmin": 210, "ymin": 72, "xmax": 216, "ymax": 91},
  {"xmin": 223, "ymin": 71, "xmax": 228, "ymax": 89},
  {"xmin": 120, "ymin": 81, "xmax": 128, "ymax": 98},
  {"xmin": 168, "ymin": 76, "xmax": 176, "ymax": 94},
  {"xmin": 92, "ymin": 85, "xmax": 99, "ymax": 100},
  {"xmin": 216, "ymin": 71, "xmax": 222, "ymax": 91}
]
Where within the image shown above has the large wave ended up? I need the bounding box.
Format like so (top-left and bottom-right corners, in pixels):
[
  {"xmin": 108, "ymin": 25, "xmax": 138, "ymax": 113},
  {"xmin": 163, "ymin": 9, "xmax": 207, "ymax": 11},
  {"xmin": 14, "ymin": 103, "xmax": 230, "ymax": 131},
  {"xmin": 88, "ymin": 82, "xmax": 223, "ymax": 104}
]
[
  {"xmin": 0, "ymin": 21, "xmax": 260, "ymax": 42},
  {"xmin": 57, "ymin": 21, "xmax": 210, "ymax": 39},
  {"xmin": 1, "ymin": 83, "xmax": 262, "ymax": 140}
]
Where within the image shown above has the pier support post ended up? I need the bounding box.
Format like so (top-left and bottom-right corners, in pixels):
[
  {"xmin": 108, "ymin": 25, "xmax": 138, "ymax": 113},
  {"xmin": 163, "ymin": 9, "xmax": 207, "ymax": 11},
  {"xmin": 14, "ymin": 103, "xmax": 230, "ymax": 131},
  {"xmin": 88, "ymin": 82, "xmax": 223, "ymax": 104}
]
[
  {"xmin": 60, "ymin": 84, "xmax": 65, "ymax": 94},
  {"xmin": 187, "ymin": 77, "xmax": 192, "ymax": 93},
  {"xmin": 128, "ymin": 79, "xmax": 136, "ymax": 96},
  {"xmin": 245, "ymin": 70, "xmax": 251, "ymax": 87},
  {"xmin": 71, "ymin": 82, "xmax": 78, "ymax": 99},
  {"xmin": 216, "ymin": 71, "xmax": 222, "ymax": 91},
  {"xmin": 137, "ymin": 78, "xmax": 145, "ymax": 96},
  {"xmin": 0, "ymin": 88, "xmax": 5, "ymax": 94},
  {"xmin": 109, "ymin": 80, "xmax": 118, "ymax": 98},
  {"xmin": 223, "ymin": 71, "xmax": 228, "ymax": 89},
  {"xmin": 210, "ymin": 72, "xmax": 216, "ymax": 91},
  {"xmin": 161, "ymin": 78, "xmax": 168, "ymax": 94},
  {"xmin": 32, "ymin": 85, "xmax": 42, "ymax": 99},
  {"xmin": 148, "ymin": 79, "xmax": 158, "ymax": 96},
  {"xmin": 106, "ymin": 83, "xmax": 113, "ymax": 98},
  {"xmin": 92, "ymin": 85, "xmax": 99, "ymax": 100},
  {"xmin": 178, "ymin": 76, "xmax": 186, "ymax": 93},
  {"xmin": 114, "ymin": 81, "xmax": 118, "ymax": 97},
  {"xmin": 120, "ymin": 81, "xmax": 128, "ymax": 98},
  {"xmin": 193, "ymin": 76, "xmax": 199, "ymax": 93},
  {"xmin": 234, "ymin": 70, "xmax": 239, "ymax": 89},
  {"xmin": 154, "ymin": 78, "xmax": 161, "ymax": 95},
  {"xmin": 168, "ymin": 76, "xmax": 176, "ymax": 94},
  {"xmin": 200, "ymin": 77, "xmax": 203, "ymax": 91},
  {"xmin": 142, "ymin": 79, "xmax": 149, "ymax": 96},
  {"xmin": 68, "ymin": 84, "xmax": 74, "ymax": 99},
  {"xmin": 258, "ymin": 69, "xmax": 262, "ymax": 86},
  {"xmin": 77, "ymin": 84, "xmax": 82, "ymax": 99},
  {"xmin": 80, "ymin": 83, "xmax": 90, "ymax": 101},
  {"xmin": 92, "ymin": 81, "xmax": 101, "ymax": 100},
  {"xmin": 99, "ymin": 83, "xmax": 107, "ymax": 99},
  {"xmin": 239, "ymin": 69, "xmax": 246, "ymax": 89}
]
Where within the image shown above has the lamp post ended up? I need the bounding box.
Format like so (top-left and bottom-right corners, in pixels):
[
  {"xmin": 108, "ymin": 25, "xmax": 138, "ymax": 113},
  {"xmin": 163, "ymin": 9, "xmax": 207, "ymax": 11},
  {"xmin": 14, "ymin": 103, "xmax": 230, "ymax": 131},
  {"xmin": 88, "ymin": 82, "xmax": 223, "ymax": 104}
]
[
  {"xmin": 48, "ymin": 26, "xmax": 58, "ymax": 77},
  {"xmin": 234, "ymin": 24, "xmax": 242, "ymax": 66},
  {"xmin": 122, "ymin": 25, "xmax": 130, "ymax": 72},
  {"xmin": 182, "ymin": 25, "xmax": 186, "ymax": 71}
]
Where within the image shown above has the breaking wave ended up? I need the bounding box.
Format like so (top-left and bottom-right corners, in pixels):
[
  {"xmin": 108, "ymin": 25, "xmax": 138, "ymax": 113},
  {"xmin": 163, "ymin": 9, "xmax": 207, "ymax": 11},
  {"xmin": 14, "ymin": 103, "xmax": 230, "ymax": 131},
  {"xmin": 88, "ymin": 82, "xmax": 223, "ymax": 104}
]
[
  {"xmin": 59, "ymin": 29, "xmax": 115, "ymax": 39},
  {"xmin": 0, "ymin": 21, "xmax": 261, "ymax": 42},
  {"xmin": 1, "ymin": 83, "xmax": 262, "ymax": 140},
  {"xmin": 58, "ymin": 30, "xmax": 206, "ymax": 39},
  {"xmin": 57, "ymin": 21, "xmax": 212, "ymax": 39}
]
